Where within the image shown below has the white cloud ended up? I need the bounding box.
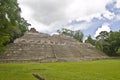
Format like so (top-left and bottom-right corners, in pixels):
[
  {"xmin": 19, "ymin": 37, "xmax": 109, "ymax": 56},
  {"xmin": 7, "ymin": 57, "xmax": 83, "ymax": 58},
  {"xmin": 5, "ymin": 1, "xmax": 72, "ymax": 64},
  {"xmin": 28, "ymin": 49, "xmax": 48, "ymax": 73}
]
[
  {"xmin": 65, "ymin": 0, "xmax": 112, "ymax": 22},
  {"xmin": 103, "ymin": 10, "xmax": 115, "ymax": 20},
  {"xmin": 116, "ymin": 0, "xmax": 120, "ymax": 8},
  {"xmin": 94, "ymin": 23, "xmax": 111, "ymax": 37},
  {"xmin": 116, "ymin": 14, "xmax": 120, "ymax": 20},
  {"xmin": 65, "ymin": 22, "xmax": 93, "ymax": 31},
  {"xmin": 18, "ymin": 0, "xmax": 113, "ymax": 34}
]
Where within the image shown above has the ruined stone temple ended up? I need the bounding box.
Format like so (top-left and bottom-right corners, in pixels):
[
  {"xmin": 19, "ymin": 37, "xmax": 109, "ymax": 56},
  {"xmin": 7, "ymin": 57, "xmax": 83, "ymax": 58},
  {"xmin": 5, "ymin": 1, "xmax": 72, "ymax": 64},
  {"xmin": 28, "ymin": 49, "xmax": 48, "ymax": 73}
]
[{"xmin": 0, "ymin": 29, "xmax": 107, "ymax": 62}]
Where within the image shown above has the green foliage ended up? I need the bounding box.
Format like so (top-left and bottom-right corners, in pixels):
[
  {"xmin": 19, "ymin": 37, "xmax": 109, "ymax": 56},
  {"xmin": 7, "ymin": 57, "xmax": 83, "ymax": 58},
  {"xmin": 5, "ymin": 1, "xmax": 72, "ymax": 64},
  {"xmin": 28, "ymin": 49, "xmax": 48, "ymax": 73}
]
[
  {"xmin": 57, "ymin": 28, "xmax": 84, "ymax": 42},
  {"xmin": 95, "ymin": 31, "xmax": 120, "ymax": 56},
  {"xmin": 85, "ymin": 31, "xmax": 120, "ymax": 56},
  {"xmin": 0, "ymin": 0, "xmax": 30, "ymax": 53},
  {"xmin": 0, "ymin": 35, "xmax": 10, "ymax": 52},
  {"xmin": 116, "ymin": 47, "xmax": 120, "ymax": 54},
  {"xmin": 85, "ymin": 35, "xmax": 96, "ymax": 46},
  {"xmin": 0, "ymin": 43, "xmax": 6, "ymax": 53},
  {"xmin": 106, "ymin": 31, "xmax": 120, "ymax": 56},
  {"xmin": 96, "ymin": 31, "xmax": 109, "ymax": 51},
  {"xmin": 73, "ymin": 30, "xmax": 84, "ymax": 42},
  {"xmin": 0, "ymin": 60, "xmax": 120, "ymax": 80},
  {"xmin": 57, "ymin": 28, "xmax": 74, "ymax": 37}
]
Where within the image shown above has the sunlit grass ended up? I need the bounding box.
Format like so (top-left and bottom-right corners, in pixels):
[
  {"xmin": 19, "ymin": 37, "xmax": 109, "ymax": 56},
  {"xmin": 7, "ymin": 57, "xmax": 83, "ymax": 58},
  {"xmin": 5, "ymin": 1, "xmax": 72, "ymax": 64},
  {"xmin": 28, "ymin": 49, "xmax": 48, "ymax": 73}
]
[{"xmin": 0, "ymin": 60, "xmax": 120, "ymax": 80}]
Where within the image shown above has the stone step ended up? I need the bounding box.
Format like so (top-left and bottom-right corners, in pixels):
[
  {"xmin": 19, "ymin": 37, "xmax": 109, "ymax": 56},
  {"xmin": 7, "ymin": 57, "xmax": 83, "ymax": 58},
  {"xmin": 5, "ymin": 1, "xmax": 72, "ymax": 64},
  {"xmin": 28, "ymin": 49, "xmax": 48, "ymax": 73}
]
[{"xmin": 0, "ymin": 31, "xmax": 107, "ymax": 62}]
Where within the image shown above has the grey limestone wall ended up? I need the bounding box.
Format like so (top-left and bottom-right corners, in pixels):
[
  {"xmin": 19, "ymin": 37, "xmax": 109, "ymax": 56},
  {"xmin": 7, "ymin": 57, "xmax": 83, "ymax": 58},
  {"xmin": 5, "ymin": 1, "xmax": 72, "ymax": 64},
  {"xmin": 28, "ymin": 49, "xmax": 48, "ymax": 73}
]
[{"xmin": 0, "ymin": 31, "xmax": 107, "ymax": 62}]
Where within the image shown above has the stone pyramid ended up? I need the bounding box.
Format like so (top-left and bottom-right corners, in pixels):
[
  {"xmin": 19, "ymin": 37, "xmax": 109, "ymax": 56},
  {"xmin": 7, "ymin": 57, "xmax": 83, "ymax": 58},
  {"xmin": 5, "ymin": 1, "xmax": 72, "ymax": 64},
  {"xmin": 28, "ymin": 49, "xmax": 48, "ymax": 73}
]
[{"xmin": 0, "ymin": 29, "xmax": 107, "ymax": 62}]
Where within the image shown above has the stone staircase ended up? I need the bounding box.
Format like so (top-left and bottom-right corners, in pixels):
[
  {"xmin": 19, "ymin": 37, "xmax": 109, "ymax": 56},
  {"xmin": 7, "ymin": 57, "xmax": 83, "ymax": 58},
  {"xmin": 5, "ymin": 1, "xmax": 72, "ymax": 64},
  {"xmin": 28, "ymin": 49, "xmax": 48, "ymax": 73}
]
[{"xmin": 0, "ymin": 30, "xmax": 107, "ymax": 62}]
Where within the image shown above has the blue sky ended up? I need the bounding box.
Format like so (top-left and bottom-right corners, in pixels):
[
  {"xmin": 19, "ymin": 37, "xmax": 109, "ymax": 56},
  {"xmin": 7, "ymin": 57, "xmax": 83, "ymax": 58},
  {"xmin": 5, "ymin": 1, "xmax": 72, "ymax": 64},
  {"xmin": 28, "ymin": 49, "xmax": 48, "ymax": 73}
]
[{"xmin": 18, "ymin": 0, "xmax": 120, "ymax": 39}]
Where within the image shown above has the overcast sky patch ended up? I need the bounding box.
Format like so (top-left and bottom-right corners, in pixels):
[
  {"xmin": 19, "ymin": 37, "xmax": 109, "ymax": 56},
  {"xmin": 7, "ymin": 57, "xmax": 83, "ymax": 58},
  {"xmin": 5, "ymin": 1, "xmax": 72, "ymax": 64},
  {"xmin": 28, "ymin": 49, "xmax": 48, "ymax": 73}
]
[{"xmin": 18, "ymin": 0, "xmax": 120, "ymax": 37}]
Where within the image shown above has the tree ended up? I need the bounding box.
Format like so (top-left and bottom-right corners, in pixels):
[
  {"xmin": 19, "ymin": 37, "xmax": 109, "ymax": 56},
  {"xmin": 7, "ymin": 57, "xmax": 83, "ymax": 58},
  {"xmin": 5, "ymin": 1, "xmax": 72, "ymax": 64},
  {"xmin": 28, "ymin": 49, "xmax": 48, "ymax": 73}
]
[
  {"xmin": 0, "ymin": 0, "xmax": 30, "ymax": 53},
  {"xmin": 105, "ymin": 31, "xmax": 120, "ymax": 56},
  {"xmin": 96, "ymin": 31, "xmax": 109, "ymax": 40},
  {"xmin": 74, "ymin": 30, "xmax": 83, "ymax": 42},
  {"xmin": 57, "ymin": 28, "xmax": 74, "ymax": 37},
  {"xmin": 85, "ymin": 35, "xmax": 96, "ymax": 46},
  {"xmin": 96, "ymin": 31, "xmax": 109, "ymax": 51},
  {"xmin": 57, "ymin": 28, "xmax": 84, "ymax": 42},
  {"xmin": 95, "ymin": 30, "xmax": 120, "ymax": 56}
]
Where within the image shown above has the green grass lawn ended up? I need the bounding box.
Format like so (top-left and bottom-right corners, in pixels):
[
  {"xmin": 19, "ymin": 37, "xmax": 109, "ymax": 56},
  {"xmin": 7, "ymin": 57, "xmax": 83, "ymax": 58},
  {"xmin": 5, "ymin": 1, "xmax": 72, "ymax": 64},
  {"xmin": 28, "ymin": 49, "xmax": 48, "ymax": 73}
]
[{"xmin": 0, "ymin": 60, "xmax": 120, "ymax": 80}]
